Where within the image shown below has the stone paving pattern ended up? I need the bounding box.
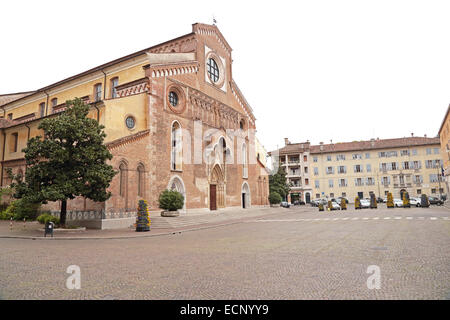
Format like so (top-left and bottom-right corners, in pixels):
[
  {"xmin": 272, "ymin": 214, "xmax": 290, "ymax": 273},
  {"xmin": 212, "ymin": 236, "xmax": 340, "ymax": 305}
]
[{"xmin": 0, "ymin": 205, "xmax": 449, "ymax": 299}]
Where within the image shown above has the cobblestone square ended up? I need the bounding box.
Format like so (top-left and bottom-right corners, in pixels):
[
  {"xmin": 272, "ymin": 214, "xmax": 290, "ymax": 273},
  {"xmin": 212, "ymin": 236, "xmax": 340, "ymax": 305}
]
[{"xmin": 0, "ymin": 205, "xmax": 449, "ymax": 299}]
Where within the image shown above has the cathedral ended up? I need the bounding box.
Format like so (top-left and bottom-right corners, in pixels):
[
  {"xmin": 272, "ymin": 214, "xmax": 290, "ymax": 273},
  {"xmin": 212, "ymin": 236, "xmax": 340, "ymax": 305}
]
[{"xmin": 0, "ymin": 23, "xmax": 269, "ymax": 229}]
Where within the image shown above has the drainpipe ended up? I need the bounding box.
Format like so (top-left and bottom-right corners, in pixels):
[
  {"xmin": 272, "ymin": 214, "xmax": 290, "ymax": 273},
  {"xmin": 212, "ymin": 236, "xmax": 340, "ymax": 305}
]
[
  {"xmin": 25, "ymin": 124, "xmax": 31, "ymax": 141},
  {"xmin": 92, "ymin": 102, "xmax": 100, "ymax": 122},
  {"xmin": 0, "ymin": 129, "xmax": 5, "ymax": 187},
  {"xmin": 43, "ymin": 91, "xmax": 50, "ymax": 116},
  {"xmin": 101, "ymin": 69, "xmax": 107, "ymax": 100}
]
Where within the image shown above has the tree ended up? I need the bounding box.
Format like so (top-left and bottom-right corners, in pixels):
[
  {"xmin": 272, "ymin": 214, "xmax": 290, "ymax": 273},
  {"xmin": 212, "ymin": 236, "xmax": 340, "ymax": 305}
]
[
  {"xmin": 158, "ymin": 190, "xmax": 184, "ymax": 211},
  {"xmin": 269, "ymin": 167, "xmax": 290, "ymax": 201},
  {"xmin": 11, "ymin": 98, "xmax": 116, "ymax": 227},
  {"xmin": 268, "ymin": 192, "xmax": 282, "ymax": 205}
]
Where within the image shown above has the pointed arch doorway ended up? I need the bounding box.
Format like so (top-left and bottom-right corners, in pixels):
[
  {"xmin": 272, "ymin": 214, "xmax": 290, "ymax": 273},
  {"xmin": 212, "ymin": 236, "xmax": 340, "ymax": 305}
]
[
  {"xmin": 210, "ymin": 164, "xmax": 225, "ymax": 211},
  {"xmin": 241, "ymin": 182, "xmax": 251, "ymax": 209}
]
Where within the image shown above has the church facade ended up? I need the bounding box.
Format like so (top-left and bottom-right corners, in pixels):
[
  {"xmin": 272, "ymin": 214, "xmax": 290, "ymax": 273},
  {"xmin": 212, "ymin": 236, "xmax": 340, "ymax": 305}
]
[{"xmin": 0, "ymin": 23, "xmax": 269, "ymax": 229}]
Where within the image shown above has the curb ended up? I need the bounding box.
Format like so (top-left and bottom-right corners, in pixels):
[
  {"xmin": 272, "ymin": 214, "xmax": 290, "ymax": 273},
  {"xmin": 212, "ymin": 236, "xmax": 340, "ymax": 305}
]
[{"xmin": 0, "ymin": 220, "xmax": 245, "ymax": 241}]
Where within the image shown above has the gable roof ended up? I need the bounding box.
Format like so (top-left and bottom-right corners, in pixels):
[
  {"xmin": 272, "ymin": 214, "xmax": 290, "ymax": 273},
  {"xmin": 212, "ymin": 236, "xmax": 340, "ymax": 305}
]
[
  {"xmin": 309, "ymin": 137, "xmax": 440, "ymax": 154},
  {"xmin": 0, "ymin": 27, "xmax": 198, "ymax": 109},
  {"xmin": 0, "ymin": 92, "xmax": 36, "ymax": 107}
]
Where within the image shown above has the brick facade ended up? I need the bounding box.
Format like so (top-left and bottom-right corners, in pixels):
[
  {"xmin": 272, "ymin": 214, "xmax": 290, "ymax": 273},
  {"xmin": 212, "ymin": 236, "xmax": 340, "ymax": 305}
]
[{"xmin": 0, "ymin": 23, "xmax": 269, "ymax": 225}]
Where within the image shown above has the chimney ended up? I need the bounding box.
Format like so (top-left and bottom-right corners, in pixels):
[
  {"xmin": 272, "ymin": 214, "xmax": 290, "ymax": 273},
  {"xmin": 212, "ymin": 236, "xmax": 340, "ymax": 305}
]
[
  {"xmin": 424, "ymin": 134, "xmax": 427, "ymax": 138},
  {"xmin": 411, "ymin": 133, "xmax": 414, "ymax": 137},
  {"xmin": 330, "ymin": 139, "xmax": 333, "ymax": 144},
  {"xmin": 284, "ymin": 138, "xmax": 290, "ymax": 146},
  {"xmin": 320, "ymin": 142, "xmax": 324, "ymax": 151},
  {"xmin": 370, "ymin": 138, "xmax": 375, "ymax": 147}
]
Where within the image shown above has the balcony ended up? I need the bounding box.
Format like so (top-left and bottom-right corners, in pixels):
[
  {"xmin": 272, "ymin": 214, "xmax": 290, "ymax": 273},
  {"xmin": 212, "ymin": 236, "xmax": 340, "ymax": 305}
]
[{"xmin": 287, "ymin": 172, "xmax": 301, "ymax": 178}]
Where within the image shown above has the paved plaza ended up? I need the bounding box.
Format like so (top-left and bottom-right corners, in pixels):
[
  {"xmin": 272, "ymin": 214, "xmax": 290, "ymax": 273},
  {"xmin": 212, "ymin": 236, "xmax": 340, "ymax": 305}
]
[{"xmin": 0, "ymin": 205, "xmax": 449, "ymax": 299}]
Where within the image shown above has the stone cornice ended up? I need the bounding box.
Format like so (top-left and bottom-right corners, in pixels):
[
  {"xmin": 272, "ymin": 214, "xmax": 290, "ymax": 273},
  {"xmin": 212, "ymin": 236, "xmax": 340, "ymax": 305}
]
[
  {"xmin": 105, "ymin": 130, "xmax": 150, "ymax": 150},
  {"xmin": 145, "ymin": 61, "xmax": 200, "ymax": 78},
  {"xmin": 230, "ymin": 80, "xmax": 255, "ymax": 124},
  {"xmin": 115, "ymin": 78, "xmax": 149, "ymax": 98}
]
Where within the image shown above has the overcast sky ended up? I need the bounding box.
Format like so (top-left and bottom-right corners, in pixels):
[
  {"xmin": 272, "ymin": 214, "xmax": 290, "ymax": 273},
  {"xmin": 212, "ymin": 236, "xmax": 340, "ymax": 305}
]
[{"xmin": 1, "ymin": 0, "xmax": 449, "ymax": 152}]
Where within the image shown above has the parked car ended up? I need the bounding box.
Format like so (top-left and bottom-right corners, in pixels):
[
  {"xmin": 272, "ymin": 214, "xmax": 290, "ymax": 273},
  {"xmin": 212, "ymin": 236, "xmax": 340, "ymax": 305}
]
[
  {"xmin": 359, "ymin": 198, "xmax": 370, "ymax": 208},
  {"xmin": 393, "ymin": 199, "xmax": 403, "ymax": 207},
  {"xmin": 330, "ymin": 201, "xmax": 341, "ymax": 210},
  {"xmin": 336, "ymin": 197, "xmax": 349, "ymax": 204},
  {"xmin": 376, "ymin": 197, "xmax": 384, "ymax": 203},
  {"xmin": 428, "ymin": 196, "xmax": 444, "ymax": 206},
  {"xmin": 383, "ymin": 198, "xmax": 387, "ymax": 203},
  {"xmin": 293, "ymin": 200, "xmax": 305, "ymax": 205},
  {"xmin": 281, "ymin": 201, "xmax": 290, "ymax": 208},
  {"xmin": 409, "ymin": 197, "xmax": 421, "ymax": 207}
]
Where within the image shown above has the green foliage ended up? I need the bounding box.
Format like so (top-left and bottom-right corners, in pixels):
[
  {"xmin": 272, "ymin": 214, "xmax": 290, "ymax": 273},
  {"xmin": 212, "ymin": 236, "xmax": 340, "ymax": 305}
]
[
  {"xmin": 268, "ymin": 192, "xmax": 282, "ymax": 204},
  {"xmin": 158, "ymin": 189, "xmax": 184, "ymax": 211},
  {"xmin": 269, "ymin": 167, "xmax": 290, "ymax": 200},
  {"xmin": 0, "ymin": 210, "xmax": 13, "ymax": 220},
  {"xmin": 10, "ymin": 98, "xmax": 117, "ymax": 225},
  {"xmin": 4, "ymin": 199, "xmax": 41, "ymax": 220},
  {"xmin": 37, "ymin": 213, "xmax": 60, "ymax": 225}
]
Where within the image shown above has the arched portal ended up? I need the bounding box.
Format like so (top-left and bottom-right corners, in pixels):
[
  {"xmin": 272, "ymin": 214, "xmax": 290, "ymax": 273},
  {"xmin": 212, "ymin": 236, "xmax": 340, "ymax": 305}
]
[
  {"xmin": 168, "ymin": 175, "xmax": 186, "ymax": 212},
  {"xmin": 400, "ymin": 189, "xmax": 406, "ymax": 200},
  {"xmin": 210, "ymin": 164, "xmax": 225, "ymax": 211},
  {"xmin": 305, "ymin": 192, "xmax": 311, "ymax": 204},
  {"xmin": 241, "ymin": 181, "xmax": 251, "ymax": 209}
]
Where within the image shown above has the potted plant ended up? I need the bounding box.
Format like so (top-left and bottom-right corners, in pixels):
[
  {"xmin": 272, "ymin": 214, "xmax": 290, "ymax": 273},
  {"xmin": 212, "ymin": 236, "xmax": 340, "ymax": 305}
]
[
  {"xmin": 159, "ymin": 189, "xmax": 184, "ymax": 217},
  {"xmin": 268, "ymin": 192, "xmax": 282, "ymax": 207}
]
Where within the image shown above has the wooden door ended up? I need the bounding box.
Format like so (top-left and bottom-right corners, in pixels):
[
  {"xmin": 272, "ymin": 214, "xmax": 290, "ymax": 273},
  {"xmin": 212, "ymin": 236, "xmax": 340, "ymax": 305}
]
[{"xmin": 210, "ymin": 184, "xmax": 217, "ymax": 210}]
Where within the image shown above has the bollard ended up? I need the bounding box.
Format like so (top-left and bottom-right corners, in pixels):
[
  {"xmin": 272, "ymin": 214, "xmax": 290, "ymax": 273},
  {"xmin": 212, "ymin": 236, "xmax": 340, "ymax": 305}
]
[
  {"xmin": 23, "ymin": 217, "xmax": 26, "ymax": 229},
  {"xmin": 10, "ymin": 217, "xmax": 13, "ymax": 231}
]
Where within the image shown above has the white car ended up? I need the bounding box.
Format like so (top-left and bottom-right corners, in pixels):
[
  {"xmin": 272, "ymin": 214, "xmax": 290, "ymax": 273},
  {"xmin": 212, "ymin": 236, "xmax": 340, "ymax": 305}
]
[
  {"xmin": 360, "ymin": 199, "xmax": 371, "ymax": 208},
  {"xmin": 330, "ymin": 201, "xmax": 341, "ymax": 210},
  {"xmin": 409, "ymin": 197, "xmax": 421, "ymax": 207},
  {"xmin": 393, "ymin": 199, "xmax": 403, "ymax": 207}
]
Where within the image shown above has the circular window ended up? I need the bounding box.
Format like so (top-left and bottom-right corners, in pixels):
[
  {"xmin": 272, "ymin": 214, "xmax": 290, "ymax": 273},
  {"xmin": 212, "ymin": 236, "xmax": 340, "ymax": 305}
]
[
  {"xmin": 125, "ymin": 116, "xmax": 135, "ymax": 129},
  {"xmin": 169, "ymin": 91, "xmax": 178, "ymax": 107},
  {"xmin": 166, "ymin": 85, "xmax": 186, "ymax": 114},
  {"xmin": 207, "ymin": 58, "xmax": 220, "ymax": 83}
]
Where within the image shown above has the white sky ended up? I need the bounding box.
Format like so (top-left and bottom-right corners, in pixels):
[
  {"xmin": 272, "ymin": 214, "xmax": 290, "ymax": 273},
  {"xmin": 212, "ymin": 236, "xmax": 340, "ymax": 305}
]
[{"xmin": 1, "ymin": 0, "xmax": 449, "ymax": 153}]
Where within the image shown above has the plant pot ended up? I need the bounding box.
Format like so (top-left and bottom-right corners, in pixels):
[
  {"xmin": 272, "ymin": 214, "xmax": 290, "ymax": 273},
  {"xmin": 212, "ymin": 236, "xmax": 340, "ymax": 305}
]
[{"xmin": 161, "ymin": 210, "xmax": 179, "ymax": 217}]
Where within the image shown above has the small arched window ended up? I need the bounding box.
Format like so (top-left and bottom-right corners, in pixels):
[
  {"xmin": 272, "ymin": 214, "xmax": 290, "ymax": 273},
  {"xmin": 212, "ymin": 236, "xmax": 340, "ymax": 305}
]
[
  {"xmin": 51, "ymin": 98, "xmax": 58, "ymax": 107},
  {"xmin": 137, "ymin": 164, "xmax": 145, "ymax": 197},
  {"xmin": 171, "ymin": 122, "xmax": 182, "ymax": 171},
  {"xmin": 119, "ymin": 162, "xmax": 127, "ymax": 197}
]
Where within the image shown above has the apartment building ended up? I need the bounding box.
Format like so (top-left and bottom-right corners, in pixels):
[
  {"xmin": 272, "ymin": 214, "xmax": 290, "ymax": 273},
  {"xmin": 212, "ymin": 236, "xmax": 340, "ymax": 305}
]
[
  {"xmin": 438, "ymin": 105, "xmax": 450, "ymax": 196},
  {"xmin": 272, "ymin": 136, "xmax": 443, "ymax": 203},
  {"xmin": 270, "ymin": 138, "xmax": 313, "ymax": 203}
]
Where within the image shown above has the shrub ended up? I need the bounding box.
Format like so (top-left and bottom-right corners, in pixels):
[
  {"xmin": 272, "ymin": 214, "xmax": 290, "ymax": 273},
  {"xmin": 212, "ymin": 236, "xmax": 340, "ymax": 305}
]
[
  {"xmin": 0, "ymin": 210, "xmax": 13, "ymax": 220},
  {"xmin": 6, "ymin": 199, "xmax": 41, "ymax": 220},
  {"xmin": 268, "ymin": 192, "xmax": 282, "ymax": 205},
  {"xmin": 37, "ymin": 213, "xmax": 60, "ymax": 225},
  {"xmin": 158, "ymin": 190, "xmax": 184, "ymax": 211}
]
